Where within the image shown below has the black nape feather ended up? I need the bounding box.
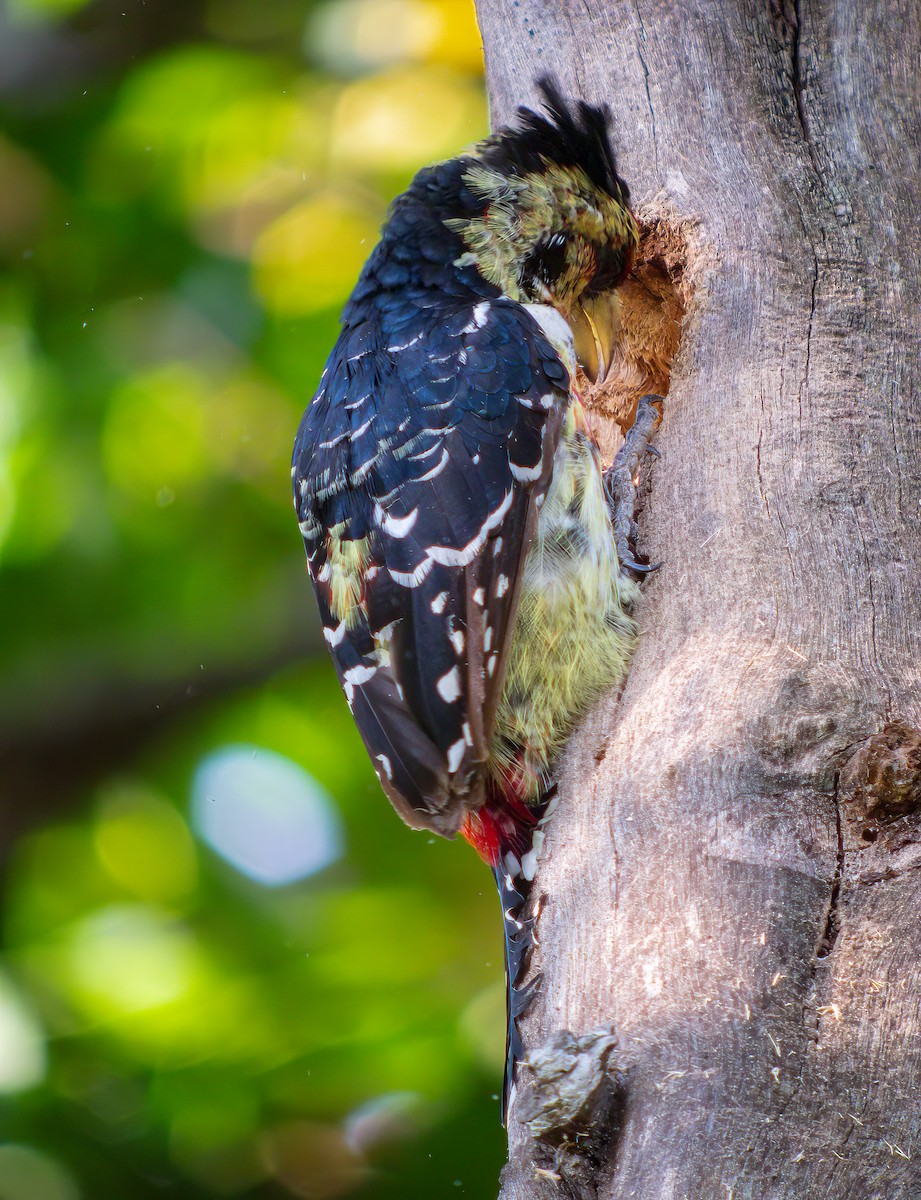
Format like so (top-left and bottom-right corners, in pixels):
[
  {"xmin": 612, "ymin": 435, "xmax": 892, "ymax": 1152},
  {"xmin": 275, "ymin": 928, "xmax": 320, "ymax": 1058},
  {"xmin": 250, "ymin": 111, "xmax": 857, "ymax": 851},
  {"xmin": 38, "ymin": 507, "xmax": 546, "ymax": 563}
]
[{"xmin": 479, "ymin": 77, "xmax": 629, "ymax": 204}]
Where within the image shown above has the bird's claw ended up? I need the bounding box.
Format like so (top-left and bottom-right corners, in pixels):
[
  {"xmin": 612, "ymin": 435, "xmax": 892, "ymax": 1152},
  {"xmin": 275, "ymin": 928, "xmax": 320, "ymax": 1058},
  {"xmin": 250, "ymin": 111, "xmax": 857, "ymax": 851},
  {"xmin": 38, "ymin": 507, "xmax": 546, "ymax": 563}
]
[
  {"xmin": 620, "ymin": 556, "xmax": 663, "ymax": 575},
  {"xmin": 604, "ymin": 394, "xmax": 663, "ymax": 581}
]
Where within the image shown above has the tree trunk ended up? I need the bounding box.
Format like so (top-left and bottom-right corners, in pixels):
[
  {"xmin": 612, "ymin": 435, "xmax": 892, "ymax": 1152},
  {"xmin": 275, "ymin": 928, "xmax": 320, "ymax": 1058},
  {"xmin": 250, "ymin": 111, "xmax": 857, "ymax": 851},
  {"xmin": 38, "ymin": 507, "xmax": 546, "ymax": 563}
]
[{"xmin": 474, "ymin": 2, "xmax": 921, "ymax": 1197}]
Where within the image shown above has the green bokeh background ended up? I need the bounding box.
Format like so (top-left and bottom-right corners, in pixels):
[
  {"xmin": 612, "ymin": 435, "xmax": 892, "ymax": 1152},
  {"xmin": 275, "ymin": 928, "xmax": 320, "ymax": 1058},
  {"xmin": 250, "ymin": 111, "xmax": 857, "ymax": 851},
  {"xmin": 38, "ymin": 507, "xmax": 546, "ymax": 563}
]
[{"xmin": 0, "ymin": 1, "xmax": 506, "ymax": 1194}]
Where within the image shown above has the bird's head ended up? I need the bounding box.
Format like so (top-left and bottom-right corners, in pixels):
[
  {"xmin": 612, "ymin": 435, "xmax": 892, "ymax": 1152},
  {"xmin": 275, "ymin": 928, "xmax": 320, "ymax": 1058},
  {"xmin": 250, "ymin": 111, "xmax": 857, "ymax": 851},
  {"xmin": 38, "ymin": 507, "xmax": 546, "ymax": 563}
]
[{"xmin": 446, "ymin": 79, "xmax": 638, "ymax": 382}]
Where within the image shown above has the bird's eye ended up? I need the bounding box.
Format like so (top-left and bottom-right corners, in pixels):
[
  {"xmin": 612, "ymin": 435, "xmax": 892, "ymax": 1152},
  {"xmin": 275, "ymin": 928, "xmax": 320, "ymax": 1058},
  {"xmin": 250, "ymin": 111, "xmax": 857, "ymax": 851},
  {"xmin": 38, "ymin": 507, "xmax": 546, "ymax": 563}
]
[
  {"xmin": 582, "ymin": 243, "xmax": 632, "ymax": 298},
  {"xmin": 519, "ymin": 234, "xmax": 569, "ymax": 294}
]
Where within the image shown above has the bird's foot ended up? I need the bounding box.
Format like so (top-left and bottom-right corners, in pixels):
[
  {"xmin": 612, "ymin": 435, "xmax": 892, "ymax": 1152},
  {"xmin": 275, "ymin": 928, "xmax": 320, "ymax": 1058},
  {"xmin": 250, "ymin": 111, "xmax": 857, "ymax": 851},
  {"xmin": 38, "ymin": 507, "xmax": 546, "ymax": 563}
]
[{"xmin": 604, "ymin": 393, "xmax": 663, "ymax": 580}]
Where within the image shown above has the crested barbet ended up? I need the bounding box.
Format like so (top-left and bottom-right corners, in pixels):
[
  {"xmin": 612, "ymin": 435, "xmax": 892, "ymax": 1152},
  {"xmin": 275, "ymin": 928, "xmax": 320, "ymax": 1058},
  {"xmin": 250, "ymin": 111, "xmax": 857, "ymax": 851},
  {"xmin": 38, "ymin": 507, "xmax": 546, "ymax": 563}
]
[{"xmin": 292, "ymin": 79, "xmax": 659, "ymax": 1119}]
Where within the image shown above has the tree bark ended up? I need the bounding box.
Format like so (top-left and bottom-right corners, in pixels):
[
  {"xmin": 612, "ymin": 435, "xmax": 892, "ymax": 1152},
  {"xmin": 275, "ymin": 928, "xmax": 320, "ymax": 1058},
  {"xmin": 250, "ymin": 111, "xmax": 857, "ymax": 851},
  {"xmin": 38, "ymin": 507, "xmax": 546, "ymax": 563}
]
[{"xmin": 474, "ymin": 2, "xmax": 921, "ymax": 1197}]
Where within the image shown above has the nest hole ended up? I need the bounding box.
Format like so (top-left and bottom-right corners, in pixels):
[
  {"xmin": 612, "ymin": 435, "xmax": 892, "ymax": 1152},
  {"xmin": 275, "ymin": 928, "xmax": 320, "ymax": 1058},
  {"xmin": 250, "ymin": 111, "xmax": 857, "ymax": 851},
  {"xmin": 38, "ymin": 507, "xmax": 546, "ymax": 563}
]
[{"xmin": 583, "ymin": 209, "xmax": 696, "ymax": 458}]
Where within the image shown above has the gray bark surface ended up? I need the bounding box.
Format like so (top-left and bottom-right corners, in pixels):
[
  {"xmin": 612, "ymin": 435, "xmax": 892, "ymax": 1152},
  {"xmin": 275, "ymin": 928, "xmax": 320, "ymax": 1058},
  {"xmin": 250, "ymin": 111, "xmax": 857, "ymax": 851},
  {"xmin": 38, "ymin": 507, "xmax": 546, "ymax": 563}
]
[{"xmin": 473, "ymin": 2, "xmax": 921, "ymax": 1197}]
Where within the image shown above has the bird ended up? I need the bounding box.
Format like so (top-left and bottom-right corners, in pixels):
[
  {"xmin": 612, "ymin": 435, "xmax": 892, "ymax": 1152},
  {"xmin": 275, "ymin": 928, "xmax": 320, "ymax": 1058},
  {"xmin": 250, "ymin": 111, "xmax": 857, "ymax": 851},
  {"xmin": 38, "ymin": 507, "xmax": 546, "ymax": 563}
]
[{"xmin": 292, "ymin": 78, "xmax": 659, "ymax": 1120}]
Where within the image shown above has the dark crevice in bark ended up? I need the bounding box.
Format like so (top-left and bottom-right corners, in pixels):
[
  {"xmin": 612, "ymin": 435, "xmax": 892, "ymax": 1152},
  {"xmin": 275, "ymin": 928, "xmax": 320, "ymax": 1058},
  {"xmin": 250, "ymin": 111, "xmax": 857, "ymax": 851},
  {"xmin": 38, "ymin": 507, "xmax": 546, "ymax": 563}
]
[
  {"xmin": 816, "ymin": 772, "xmax": 845, "ymax": 960},
  {"xmin": 755, "ymin": 427, "xmax": 767, "ymax": 506},
  {"xmin": 788, "ymin": 0, "xmax": 822, "ymax": 179},
  {"xmin": 631, "ymin": 4, "xmax": 659, "ymax": 176},
  {"xmin": 773, "ymin": 776, "xmax": 848, "ymax": 1129},
  {"xmin": 804, "ymin": 252, "xmax": 818, "ymax": 393},
  {"xmin": 786, "ymin": 0, "xmax": 824, "ymax": 440}
]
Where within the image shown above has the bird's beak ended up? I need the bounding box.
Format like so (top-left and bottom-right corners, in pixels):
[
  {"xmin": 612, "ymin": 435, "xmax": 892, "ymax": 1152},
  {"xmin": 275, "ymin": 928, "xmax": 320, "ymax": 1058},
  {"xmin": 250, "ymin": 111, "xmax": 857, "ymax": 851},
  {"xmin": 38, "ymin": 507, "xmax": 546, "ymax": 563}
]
[{"xmin": 569, "ymin": 291, "xmax": 621, "ymax": 385}]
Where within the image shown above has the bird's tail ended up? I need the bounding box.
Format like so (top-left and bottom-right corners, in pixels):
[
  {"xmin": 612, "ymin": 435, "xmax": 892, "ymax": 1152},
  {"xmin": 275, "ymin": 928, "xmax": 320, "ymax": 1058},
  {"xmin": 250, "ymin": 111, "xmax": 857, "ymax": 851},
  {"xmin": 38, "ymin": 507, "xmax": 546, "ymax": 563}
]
[
  {"xmin": 462, "ymin": 786, "xmax": 550, "ymax": 1124},
  {"xmin": 492, "ymin": 861, "xmax": 540, "ymax": 1122}
]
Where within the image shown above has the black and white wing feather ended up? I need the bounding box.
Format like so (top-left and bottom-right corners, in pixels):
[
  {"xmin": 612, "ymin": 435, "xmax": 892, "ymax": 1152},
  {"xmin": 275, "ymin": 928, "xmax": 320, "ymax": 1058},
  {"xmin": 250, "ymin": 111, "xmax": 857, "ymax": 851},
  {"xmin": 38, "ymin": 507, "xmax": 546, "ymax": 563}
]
[{"xmin": 293, "ymin": 291, "xmax": 569, "ymax": 836}]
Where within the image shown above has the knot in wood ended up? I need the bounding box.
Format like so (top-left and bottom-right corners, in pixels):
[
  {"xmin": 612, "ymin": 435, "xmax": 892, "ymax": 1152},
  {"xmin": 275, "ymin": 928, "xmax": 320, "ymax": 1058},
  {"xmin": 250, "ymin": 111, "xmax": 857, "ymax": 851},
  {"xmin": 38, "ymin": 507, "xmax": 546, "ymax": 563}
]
[
  {"xmin": 516, "ymin": 1027, "xmax": 623, "ymax": 1144},
  {"xmin": 841, "ymin": 722, "xmax": 921, "ymax": 826}
]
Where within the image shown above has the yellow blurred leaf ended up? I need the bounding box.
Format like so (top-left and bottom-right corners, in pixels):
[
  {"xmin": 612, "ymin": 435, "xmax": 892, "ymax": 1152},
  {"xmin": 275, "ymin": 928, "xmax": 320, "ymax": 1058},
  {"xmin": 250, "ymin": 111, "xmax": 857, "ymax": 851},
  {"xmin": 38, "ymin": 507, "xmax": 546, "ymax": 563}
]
[
  {"xmin": 330, "ymin": 64, "xmax": 487, "ymax": 175},
  {"xmin": 252, "ymin": 192, "xmax": 380, "ymax": 316},
  {"xmin": 311, "ymin": 0, "xmax": 483, "ymax": 73},
  {"xmin": 426, "ymin": 0, "xmax": 485, "ymax": 71}
]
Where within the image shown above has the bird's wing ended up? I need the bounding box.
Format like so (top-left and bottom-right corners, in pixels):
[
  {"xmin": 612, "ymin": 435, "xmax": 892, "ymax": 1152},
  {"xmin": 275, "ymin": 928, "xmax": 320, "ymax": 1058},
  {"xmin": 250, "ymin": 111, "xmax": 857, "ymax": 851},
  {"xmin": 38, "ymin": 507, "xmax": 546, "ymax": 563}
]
[{"xmin": 293, "ymin": 295, "xmax": 570, "ymax": 836}]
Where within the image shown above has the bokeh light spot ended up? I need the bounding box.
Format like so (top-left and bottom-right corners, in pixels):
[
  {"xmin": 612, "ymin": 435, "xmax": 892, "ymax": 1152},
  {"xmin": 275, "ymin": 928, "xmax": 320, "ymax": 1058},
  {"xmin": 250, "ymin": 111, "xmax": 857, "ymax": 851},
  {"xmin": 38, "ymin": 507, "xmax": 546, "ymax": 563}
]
[
  {"xmin": 0, "ymin": 302, "xmax": 63, "ymax": 559},
  {"xmin": 262, "ymin": 1121, "xmax": 368, "ymax": 1199},
  {"xmin": 94, "ymin": 781, "xmax": 198, "ymax": 903},
  {"xmin": 310, "ymin": 0, "xmax": 484, "ymax": 73},
  {"xmin": 68, "ymin": 905, "xmax": 199, "ymax": 1016},
  {"xmin": 310, "ymin": 0, "xmax": 439, "ymax": 72},
  {"xmin": 343, "ymin": 1091, "xmax": 424, "ymax": 1154},
  {"xmin": 192, "ymin": 745, "xmax": 344, "ymax": 886},
  {"xmin": 0, "ymin": 972, "xmax": 46, "ymax": 1093}
]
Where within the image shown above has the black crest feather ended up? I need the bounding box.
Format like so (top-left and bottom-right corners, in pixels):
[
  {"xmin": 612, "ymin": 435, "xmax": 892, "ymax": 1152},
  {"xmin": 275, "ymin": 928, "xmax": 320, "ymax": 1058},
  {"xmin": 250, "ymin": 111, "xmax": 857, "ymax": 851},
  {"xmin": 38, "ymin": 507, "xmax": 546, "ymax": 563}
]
[{"xmin": 479, "ymin": 77, "xmax": 629, "ymax": 204}]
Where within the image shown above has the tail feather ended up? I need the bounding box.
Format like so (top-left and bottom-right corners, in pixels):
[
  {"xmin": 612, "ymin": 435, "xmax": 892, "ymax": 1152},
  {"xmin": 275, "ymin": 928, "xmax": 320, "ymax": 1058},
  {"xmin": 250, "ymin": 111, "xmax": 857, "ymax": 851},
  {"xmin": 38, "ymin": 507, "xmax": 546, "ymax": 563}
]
[
  {"xmin": 461, "ymin": 784, "xmax": 551, "ymax": 1124},
  {"xmin": 493, "ymin": 865, "xmax": 539, "ymax": 1123}
]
